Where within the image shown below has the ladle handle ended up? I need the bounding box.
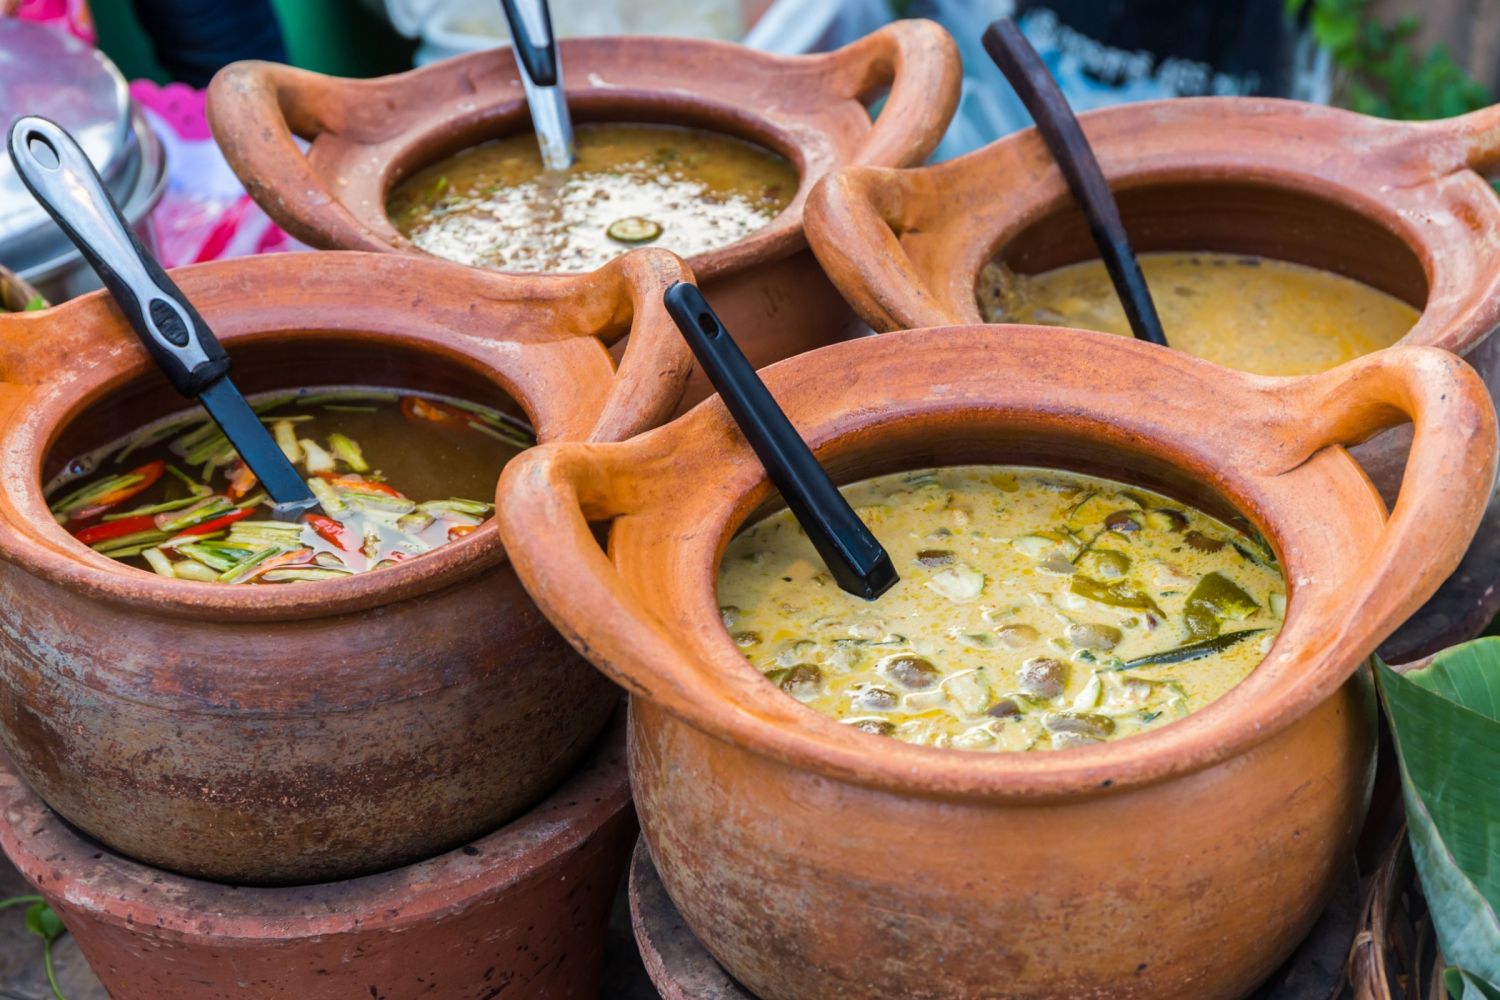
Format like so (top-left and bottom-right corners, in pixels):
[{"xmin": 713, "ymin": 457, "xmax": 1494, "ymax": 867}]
[
  {"xmin": 7, "ymin": 117, "xmax": 230, "ymax": 396},
  {"xmin": 497, "ymin": 0, "xmax": 574, "ymax": 171},
  {"xmin": 982, "ymin": 20, "xmax": 1168, "ymax": 348},
  {"xmin": 663, "ymin": 283, "xmax": 897, "ymax": 601}
]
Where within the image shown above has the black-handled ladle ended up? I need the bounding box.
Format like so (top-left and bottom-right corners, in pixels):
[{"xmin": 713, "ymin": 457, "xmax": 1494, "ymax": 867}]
[
  {"xmin": 8, "ymin": 116, "xmax": 321, "ymax": 518},
  {"xmin": 983, "ymin": 19, "xmax": 1169, "ymax": 348},
  {"xmin": 664, "ymin": 283, "xmax": 898, "ymax": 601},
  {"xmin": 497, "ymin": 0, "xmax": 574, "ymax": 170}
]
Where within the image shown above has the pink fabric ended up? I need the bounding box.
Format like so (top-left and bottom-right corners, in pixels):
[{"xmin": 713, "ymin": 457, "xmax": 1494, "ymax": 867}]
[
  {"xmin": 8, "ymin": 0, "xmax": 94, "ymax": 44},
  {"xmin": 128, "ymin": 80, "xmax": 305, "ymax": 266}
]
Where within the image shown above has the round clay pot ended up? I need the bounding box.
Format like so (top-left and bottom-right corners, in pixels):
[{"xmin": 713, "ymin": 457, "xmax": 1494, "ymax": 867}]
[
  {"xmin": 0, "ymin": 248, "xmax": 692, "ymax": 885},
  {"xmin": 0, "ymin": 710, "xmax": 635, "ymax": 1000},
  {"xmin": 496, "ymin": 327, "xmax": 1496, "ymax": 999},
  {"xmin": 204, "ymin": 23, "xmax": 961, "ymax": 407},
  {"xmin": 804, "ymin": 97, "xmax": 1500, "ymax": 661}
]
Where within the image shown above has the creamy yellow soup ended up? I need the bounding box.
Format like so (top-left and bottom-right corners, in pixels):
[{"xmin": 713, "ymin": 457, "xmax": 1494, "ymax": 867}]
[
  {"xmin": 388, "ymin": 123, "xmax": 797, "ymax": 273},
  {"xmin": 977, "ymin": 252, "xmax": 1418, "ymax": 376},
  {"xmin": 717, "ymin": 466, "xmax": 1286, "ymax": 751}
]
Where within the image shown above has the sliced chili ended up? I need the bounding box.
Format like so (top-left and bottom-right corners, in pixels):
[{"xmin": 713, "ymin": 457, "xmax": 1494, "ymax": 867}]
[
  {"xmin": 173, "ymin": 508, "xmax": 256, "ymax": 538},
  {"xmin": 304, "ymin": 513, "xmax": 351, "ymax": 552},
  {"xmin": 73, "ymin": 514, "xmax": 157, "ymax": 545},
  {"xmin": 70, "ymin": 460, "xmax": 166, "ymax": 520}
]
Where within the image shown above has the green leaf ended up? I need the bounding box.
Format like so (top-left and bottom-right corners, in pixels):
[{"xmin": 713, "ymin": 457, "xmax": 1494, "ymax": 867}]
[
  {"xmin": 22, "ymin": 295, "xmax": 45, "ymax": 311},
  {"xmin": 23, "ymin": 901, "xmax": 64, "ymax": 943},
  {"xmin": 1377, "ymin": 641, "xmax": 1500, "ymax": 988},
  {"xmin": 1449, "ymin": 967, "xmax": 1500, "ymax": 1000}
]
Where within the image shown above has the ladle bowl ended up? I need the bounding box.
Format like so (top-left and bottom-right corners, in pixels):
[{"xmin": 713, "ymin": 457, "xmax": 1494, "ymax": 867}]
[
  {"xmin": 205, "ymin": 22, "xmax": 962, "ymax": 407},
  {"xmin": 805, "ymin": 96, "xmax": 1500, "ymax": 660},
  {"xmin": 496, "ymin": 327, "xmax": 1495, "ymax": 999},
  {"xmin": 0, "ymin": 247, "xmax": 692, "ymax": 885}
]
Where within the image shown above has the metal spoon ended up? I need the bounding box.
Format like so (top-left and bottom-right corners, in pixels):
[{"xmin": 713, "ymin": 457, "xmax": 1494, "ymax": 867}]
[
  {"xmin": 8, "ymin": 115, "xmax": 321, "ymax": 518},
  {"xmin": 983, "ymin": 19, "xmax": 1169, "ymax": 347},
  {"xmin": 498, "ymin": 0, "xmax": 575, "ymax": 171},
  {"xmin": 664, "ymin": 283, "xmax": 898, "ymax": 601}
]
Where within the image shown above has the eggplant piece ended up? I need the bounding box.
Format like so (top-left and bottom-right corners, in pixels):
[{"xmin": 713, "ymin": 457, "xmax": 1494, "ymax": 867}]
[
  {"xmin": 1018, "ymin": 657, "xmax": 1068, "ymax": 699},
  {"xmin": 884, "ymin": 655, "xmax": 941, "ymax": 690}
]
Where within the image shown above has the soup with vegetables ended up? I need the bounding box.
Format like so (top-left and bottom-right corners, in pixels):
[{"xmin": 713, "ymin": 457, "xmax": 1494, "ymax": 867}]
[
  {"xmin": 717, "ymin": 466, "xmax": 1286, "ymax": 751},
  {"xmin": 387, "ymin": 123, "xmax": 797, "ymax": 273},
  {"xmin": 47, "ymin": 388, "xmax": 531, "ymax": 584},
  {"xmin": 978, "ymin": 252, "xmax": 1418, "ymax": 376}
]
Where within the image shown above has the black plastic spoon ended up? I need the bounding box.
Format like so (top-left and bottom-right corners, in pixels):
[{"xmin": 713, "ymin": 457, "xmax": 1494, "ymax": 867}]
[
  {"xmin": 663, "ymin": 283, "xmax": 898, "ymax": 601},
  {"xmin": 8, "ymin": 115, "xmax": 321, "ymax": 518},
  {"xmin": 498, "ymin": 0, "xmax": 574, "ymax": 170},
  {"xmin": 983, "ymin": 19, "xmax": 1169, "ymax": 347}
]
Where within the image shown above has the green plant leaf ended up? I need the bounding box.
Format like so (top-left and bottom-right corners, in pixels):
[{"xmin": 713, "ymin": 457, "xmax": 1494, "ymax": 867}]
[
  {"xmin": 23, "ymin": 902, "xmax": 64, "ymax": 944},
  {"xmin": 1448, "ymin": 967, "xmax": 1500, "ymax": 1000},
  {"xmin": 1377, "ymin": 641, "xmax": 1500, "ymax": 989},
  {"xmin": 22, "ymin": 295, "xmax": 45, "ymax": 311}
]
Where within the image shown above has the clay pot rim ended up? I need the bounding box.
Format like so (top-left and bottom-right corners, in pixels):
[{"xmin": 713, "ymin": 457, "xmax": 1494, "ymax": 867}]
[
  {"xmin": 497, "ymin": 326, "xmax": 1496, "ymax": 803},
  {"xmin": 0, "ymin": 249, "xmax": 692, "ymax": 622},
  {"xmin": 206, "ymin": 20, "xmax": 962, "ymax": 281},
  {"xmin": 0, "ymin": 710, "xmax": 629, "ymax": 938},
  {"xmin": 805, "ymin": 95, "xmax": 1500, "ymax": 354}
]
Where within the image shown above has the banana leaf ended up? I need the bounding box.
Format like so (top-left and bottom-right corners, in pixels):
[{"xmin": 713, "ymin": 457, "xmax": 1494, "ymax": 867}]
[{"xmin": 1376, "ymin": 639, "xmax": 1500, "ymax": 996}]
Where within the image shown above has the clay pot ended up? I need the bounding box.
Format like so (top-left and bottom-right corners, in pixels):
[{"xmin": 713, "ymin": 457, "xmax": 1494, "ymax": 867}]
[
  {"xmin": 0, "ymin": 710, "xmax": 635, "ymax": 999},
  {"xmin": 0, "ymin": 248, "xmax": 692, "ymax": 885},
  {"xmin": 204, "ymin": 22, "xmax": 961, "ymax": 406},
  {"xmin": 496, "ymin": 327, "xmax": 1495, "ymax": 999},
  {"xmin": 804, "ymin": 98, "xmax": 1500, "ymax": 661}
]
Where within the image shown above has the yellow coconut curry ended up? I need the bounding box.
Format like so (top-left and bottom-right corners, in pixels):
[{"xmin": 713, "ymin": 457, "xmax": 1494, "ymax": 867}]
[
  {"xmin": 978, "ymin": 252, "xmax": 1418, "ymax": 376},
  {"xmin": 388, "ymin": 123, "xmax": 797, "ymax": 273},
  {"xmin": 717, "ymin": 466, "xmax": 1286, "ymax": 751}
]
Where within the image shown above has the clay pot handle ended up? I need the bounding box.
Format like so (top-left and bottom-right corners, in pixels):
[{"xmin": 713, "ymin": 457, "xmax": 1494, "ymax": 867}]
[
  {"xmin": 1450, "ymin": 102, "xmax": 1500, "ymax": 178},
  {"xmin": 206, "ymin": 61, "xmax": 390, "ymax": 252},
  {"xmin": 1269, "ymin": 347, "xmax": 1496, "ymax": 668},
  {"xmin": 496, "ymin": 440, "xmax": 704, "ymax": 723},
  {"xmin": 825, "ymin": 19, "xmax": 962, "ymax": 167},
  {"xmin": 576, "ymin": 249, "xmax": 695, "ymax": 442},
  {"xmin": 805, "ymin": 166, "xmax": 960, "ymax": 331}
]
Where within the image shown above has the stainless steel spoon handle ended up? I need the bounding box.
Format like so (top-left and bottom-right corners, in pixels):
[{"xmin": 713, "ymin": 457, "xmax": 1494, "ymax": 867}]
[
  {"xmin": 498, "ymin": 0, "xmax": 575, "ymax": 170},
  {"xmin": 8, "ymin": 115, "xmax": 230, "ymax": 395}
]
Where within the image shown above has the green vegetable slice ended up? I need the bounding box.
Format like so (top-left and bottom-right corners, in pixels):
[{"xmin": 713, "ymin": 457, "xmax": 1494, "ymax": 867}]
[
  {"xmin": 1070, "ymin": 575, "xmax": 1162, "ymax": 614},
  {"xmin": 1184, "ymin": 572, "xmax": 1260, "ymax": 640},
  {"xmin": 1114, "ymin": 629, "xmax": 1267, "ymax": 670}
]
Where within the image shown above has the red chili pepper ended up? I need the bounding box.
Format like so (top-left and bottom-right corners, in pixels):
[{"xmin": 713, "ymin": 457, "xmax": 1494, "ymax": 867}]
[
  {"xmin": 239, "ymin": 547, "xmax": 315, "ymax": 584},
  {"xmin": 72, "ymin": 514, "xmax": 157, "ymax": 545},
  {"xmin": 225, "ymin": 460, "xmax": 258, "ymax": 501},
  {"xmin": 400, "ymin": 395, "xmax": 469, "ymax": 427},
  {"xmin": 172, "ymin": 507, "xmax": 255, "ymax": 538},
  {"xmin": 321, "ymin": 475, "xmax": 406, "ymax": 499},
  {"xmin": 304, "ymin": 513, "xmax": 351, "ymax": 552},
  {"xmin": 71, "ymin": 460, "xmax": 166, "ymax": 520}
]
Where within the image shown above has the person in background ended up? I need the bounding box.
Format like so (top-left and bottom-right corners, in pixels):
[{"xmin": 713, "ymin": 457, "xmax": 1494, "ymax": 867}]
[{"xmin": 127, "ymin": 0, "xmax": 288, "ymax": 87}]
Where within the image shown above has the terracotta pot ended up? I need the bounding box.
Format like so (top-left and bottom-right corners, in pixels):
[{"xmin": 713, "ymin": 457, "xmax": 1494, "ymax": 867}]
[
  {"xmin": 805, "ymin": 97, "xmax": 1500, "ymax": 661},
  {"xmin": 496, "ymin": 327, "xmax": 1496, "ymax": 999},
  {"xmin": 0, "ymin": 710, "xmax": 635, "ymax": 999},
  {"xmin": 204, "ymin": 23, "xmax": 962, "ymax": 406},
  {"xmin": 626, "ymin": 838, "xmax": 1360, "ymax": 1000},
  {"xmin": 0, "ymin": 247, "xmax": 691, "ymax": 885}
]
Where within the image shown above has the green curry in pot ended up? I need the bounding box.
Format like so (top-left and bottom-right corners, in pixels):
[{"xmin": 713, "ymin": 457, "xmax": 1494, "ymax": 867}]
[{"xmin": 717, "ymin": 466, "xmax": 1286, "ymax": 751}]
